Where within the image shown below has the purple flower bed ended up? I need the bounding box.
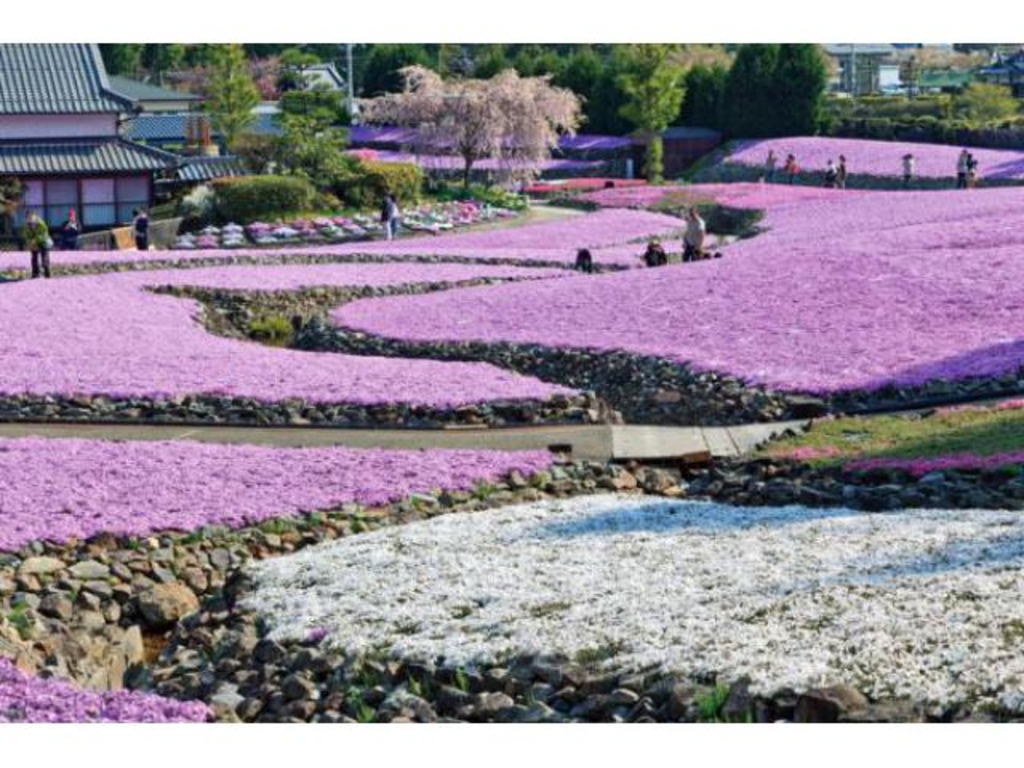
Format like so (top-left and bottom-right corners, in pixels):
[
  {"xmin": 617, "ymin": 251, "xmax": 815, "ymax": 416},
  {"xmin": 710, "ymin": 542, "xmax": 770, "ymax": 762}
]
[
  {"xmin": 331, "ymin": 186, "xmax": 1024, "ymax": 394},
  {"xmin": 0, "ymin": 438, "xmax": 553, "ymax": 551},
  {"xmin": 845, "ymin": 452, "xmax": 1024, "ymax": 476},
  {"xmin": 134, "ymin": 262, "xmax": 564, "ymax": 292},
  {"xmin": 348, "ymin": 125, "xmax": 633, "ymax": 153},
  {"xmin": 0, "ymin": 209, "xmax": 681, "ymax": 272},
  {"xmin": 352, "ymin": 149, "xmax": 604, "ymax": 173},
  {"xmin": 0, "ymin": 438, "xmax": 552, "ymax": 552},
  {"xmin": 0, "ymin": 658, "xmax": 210, "ymax": 722},
  {"xmin": 579, "ymin": 182, "xmax": 848, "ymax": 209},
  {"xmin": 723, "ymin": 136, "xmax": 1024, "ymax": 180},
  {"xmin": 0, "ymin": 265, "xmax": 572, "ymax": 405}
]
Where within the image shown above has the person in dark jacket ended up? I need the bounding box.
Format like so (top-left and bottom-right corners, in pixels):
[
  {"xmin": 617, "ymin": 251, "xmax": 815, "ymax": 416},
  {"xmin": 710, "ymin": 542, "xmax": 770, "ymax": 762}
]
[
  {"xmin": 132, "ymin": 208, "xmax": 150, "ymax": 251},
  {"xmin": 642, "ymin": 238, "xmax": 668, "ymax": 267},
  {"xmin": 574, "ymin": 248, "xmax": 594, "ymax": 274},
  {"xmin": 60, "ymin": 209, "xmax": 80, "ymax": 250}
]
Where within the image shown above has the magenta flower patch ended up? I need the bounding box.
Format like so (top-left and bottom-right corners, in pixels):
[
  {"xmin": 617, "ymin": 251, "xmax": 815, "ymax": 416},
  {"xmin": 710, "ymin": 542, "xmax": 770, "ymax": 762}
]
[
  {"xmin": 723, "ymin": 136, "xmax": 1024, "ymax": 180},
  {"xmin": 331, "ymin": 186, "xmax": 1024, "ymax": 394},
  {"xmin": 0, "ymin": 658, "xmax": 210, "ymax": 723},
  {"xmin": 0, "ymin": 438, "xmax": 554, "ymax": 551},
  {"xmin": 845, "ymin": 453, "xmax": 1024, "ymax": 476},
  {"xmin": 0, "ymin": 264, "xmax": 572, "ymax": 406}
]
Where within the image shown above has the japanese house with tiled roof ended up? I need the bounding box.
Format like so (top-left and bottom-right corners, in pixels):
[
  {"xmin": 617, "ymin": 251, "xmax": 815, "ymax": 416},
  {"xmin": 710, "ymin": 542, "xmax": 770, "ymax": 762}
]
[{"xmin": 0, "ymin": 43, "xmax": 178, "ymax": 229}]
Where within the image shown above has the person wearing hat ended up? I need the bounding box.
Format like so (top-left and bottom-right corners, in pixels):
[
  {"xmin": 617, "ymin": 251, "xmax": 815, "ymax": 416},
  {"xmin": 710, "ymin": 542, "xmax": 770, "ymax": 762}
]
[{"xmin": 23, "ymin": 211, "xmax": 52, "ymax": 278}]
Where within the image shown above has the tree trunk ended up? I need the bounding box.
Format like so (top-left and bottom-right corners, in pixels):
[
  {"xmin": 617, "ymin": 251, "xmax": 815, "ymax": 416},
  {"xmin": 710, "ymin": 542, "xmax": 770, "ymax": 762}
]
[{"xmin": 462, "ymin": 155, "xmax": 474, "ymax": 189}]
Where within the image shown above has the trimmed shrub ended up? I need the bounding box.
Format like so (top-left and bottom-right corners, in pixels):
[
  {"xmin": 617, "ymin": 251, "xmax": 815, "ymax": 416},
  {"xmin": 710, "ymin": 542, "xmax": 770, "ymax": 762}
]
[
  {"xmin": 210, "ymin": 176, "xmax": 316, "ymax": 223},
  {"xmin": 336, "ymin": 161, "xmax": 423, "ymax": 210}
]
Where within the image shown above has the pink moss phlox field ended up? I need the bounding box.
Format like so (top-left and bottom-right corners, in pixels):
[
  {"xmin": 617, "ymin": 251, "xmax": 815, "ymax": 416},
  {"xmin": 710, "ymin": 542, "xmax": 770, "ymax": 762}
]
[
  {"xmin": 0, "ymin": 658, "xmax": 210, "ymax": 723},
  {"xmin": 0, "ymin": 264, "xmax": 572, "ymax": 405},
  {"xmin": 579, "ymin": 182, "xmax": 859, "ymax": 209},
  {"xmin": 0, "ymin": 438, "xmax": 555, "ymax": 551},
  {"xmin": 845, "ymin": 452, "xmax": 1024, "ymax": 476},
  {"xmin": 331, "ymin": 187, "xmax": 1024, "ymax": 393},
  {"xmin": 724, "ymin": 136, "xmax": 1024, "ymax": 180},
  {"xmin": 346, "ymin": 148, "xmax": 604, "ymax": 173},
  {"xmin": 0, "ymin": 209, "xmax": 683, "ymax": 271},
  {"xmin": 130, "ymin": 262, "xmax": 565, "ymax": 292}
]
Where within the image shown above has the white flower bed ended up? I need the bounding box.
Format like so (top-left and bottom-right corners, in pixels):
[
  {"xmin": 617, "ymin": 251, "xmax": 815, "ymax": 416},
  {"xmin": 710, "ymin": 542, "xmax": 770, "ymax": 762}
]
[{"xmin": 245, "ymin": 494, "xmax": 1024, "ymax": 709}]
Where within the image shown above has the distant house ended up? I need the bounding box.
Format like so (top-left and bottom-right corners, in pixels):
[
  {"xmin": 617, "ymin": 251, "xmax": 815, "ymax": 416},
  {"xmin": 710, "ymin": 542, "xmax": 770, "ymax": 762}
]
[
  {"xmin": 125, "ymin": 110, "xmax": 282, "ymax": 153},
  {"xmin": 823, "ymin": 44, "xmax": 898, "ymax": 95},
  {"xmin": 108, "ymin": 75, "xmax": 201, "ymax": 114},
  {"xmin": 0, "ymin": 44, "xmax": 178, "ymax": 230},
  {"xmin": 299, "ymin": 63, "xmax": 346, "ymax": 92},
  {"xmin": 978, "ymin": 48, "xmax": 1024, "ymax": 97}
]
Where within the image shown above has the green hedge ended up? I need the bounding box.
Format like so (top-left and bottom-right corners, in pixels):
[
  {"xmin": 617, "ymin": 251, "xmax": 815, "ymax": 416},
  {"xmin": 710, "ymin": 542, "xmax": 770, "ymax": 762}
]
[
  {"xmin": 336, "ymin": 161, "xmax": 423, "ymax": 210},
  {"xmin": 210, "ymin": 176, "xmax": 316, "ymax": 223}
]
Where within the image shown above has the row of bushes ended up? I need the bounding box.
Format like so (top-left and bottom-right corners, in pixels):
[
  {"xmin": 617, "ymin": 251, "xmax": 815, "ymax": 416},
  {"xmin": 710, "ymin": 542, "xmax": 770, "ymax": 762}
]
[
  {"xmin": 827, "ymin": 117, "xmax": 1024, "ymax": 151},
  {"xmin": 203, "ymin": 160, "xmax": 424, "ymax": 223}
]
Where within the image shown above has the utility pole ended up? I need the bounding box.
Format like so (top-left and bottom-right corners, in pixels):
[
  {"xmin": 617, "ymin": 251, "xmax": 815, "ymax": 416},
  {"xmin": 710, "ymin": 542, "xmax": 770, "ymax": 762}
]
[{"xmin": 345, "ymin": 43, "xmax": 356, "ymax": 123}]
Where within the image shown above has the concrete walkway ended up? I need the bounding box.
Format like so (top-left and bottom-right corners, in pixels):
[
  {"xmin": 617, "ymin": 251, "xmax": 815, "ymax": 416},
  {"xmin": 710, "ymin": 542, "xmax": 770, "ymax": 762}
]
[{"xmin": 0, "ymin": 420, "xmax": 807, "ymax": 462}]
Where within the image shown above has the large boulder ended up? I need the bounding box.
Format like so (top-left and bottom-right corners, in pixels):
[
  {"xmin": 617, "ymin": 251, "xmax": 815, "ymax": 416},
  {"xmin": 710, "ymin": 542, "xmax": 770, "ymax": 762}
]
[{"xmin": 137, "ymin": 584, "xmax": 200, "ymax": 629}]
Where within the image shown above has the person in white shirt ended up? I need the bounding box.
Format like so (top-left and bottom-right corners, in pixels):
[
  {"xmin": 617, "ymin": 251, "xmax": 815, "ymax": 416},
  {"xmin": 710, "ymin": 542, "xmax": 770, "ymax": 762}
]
[{"xmin": 683, "ymin": 207, "xmax": 707, "ymax": 262}]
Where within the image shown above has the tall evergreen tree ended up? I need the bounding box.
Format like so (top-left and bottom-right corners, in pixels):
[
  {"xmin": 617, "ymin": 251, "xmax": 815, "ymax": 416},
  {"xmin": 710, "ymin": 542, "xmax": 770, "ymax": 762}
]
[
  {"xmin": 205, "ymin": 45, "xmax": 260, "ymax": 151},
  {"xmin": 555, "ymin": 46, "xmax": 603, "ymax": 128},
  {"xmin": 678, "ymin": 63, "xmax": 728, "ymax": 129},
  {"xmin": 618, "ymin": 44, "xmax": 686, "ymax": 182},
  {"xmin": 723, "ymin": 44, "xmax": 780, "ymax": 137},
  {"xmin": 770, "ymin": 44, "xmax": 828, "ymax": 135},
  {"xmin": 99, "ymin": 44, "xmax": 144, "ymax": 76},
  {"xmin": 361, "ymin": 44, "xmax": 430, "ymax": 96}
]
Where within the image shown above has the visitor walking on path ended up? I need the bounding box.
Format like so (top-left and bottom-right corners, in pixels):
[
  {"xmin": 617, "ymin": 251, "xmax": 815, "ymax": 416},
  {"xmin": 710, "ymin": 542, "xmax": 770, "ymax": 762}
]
[
  {"xmin": 956, "ymin": 149, "xmax": 970, "ymax": 189},
  {"xmin": 132, "ymin": 208, "xmax": 149, "ymax": 251},
  {"xmin": 60, "ymin": 209, "xmax": 79, "ymax": 251},
  {"xmin": 902, "ymin": 153, "xmax": 915, "ymax": 188},
  {"xmin": 682, "ymin": 207, "xmax": 707, "ymax": 262},
  {"xmin": 23, "ymin": 211, "xmax": 52, "ymax": 279},
  {"xmin": 764, "ymin": 150, "xmax": 777, "ymax": 183},
  {"xmin": 380, "ymin": 193, "xmax": 401, "ymax": 241},
  {"xmin": 837, "ymin": 155, "xmax": 848, "ymax": 189},
  {"xmin": 783, "ymin": 154, "xmax": 799, "ymax": 184}
]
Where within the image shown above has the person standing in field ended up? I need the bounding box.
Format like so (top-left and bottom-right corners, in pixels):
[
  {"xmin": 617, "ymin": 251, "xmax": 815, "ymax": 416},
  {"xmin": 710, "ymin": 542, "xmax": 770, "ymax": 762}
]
[
  {"xmin": 956, "ymin": 149, "xmax": 970, "ymax": 189},
  {"xmin": 902, "ymin": 153, "xmax": 915, "ymax": 188},
  {"xmin": 682, "ymin": 207, "xmax": 707, "ymax": 263},
  {"xmin": 836, "ymin": 155, "xmax": 848, "ymax": 189},
  {"xmin": 824, "ymin": 159, "xmax": 839, "ymax": 188},
  {"xmin": 132, "ymin": 208, "xmax": 150, "ymax": 250},
  {"xmin": 764, "ymin": 150, "xmax": 777, "ymax": 182},
  {"xmin": 783, "ymin": 154, "xmax": 799, "ymax": 184},
  {"xmin": 380, "ymin": 193, "xmax": 401, "ymax": 241},
  {"xmin": 967, "ymin": 153, "xmax": 979, "ymax": 189},
  {"xmin": 23, "ymin": 211, "xmax": 52, "ymax": 279}
]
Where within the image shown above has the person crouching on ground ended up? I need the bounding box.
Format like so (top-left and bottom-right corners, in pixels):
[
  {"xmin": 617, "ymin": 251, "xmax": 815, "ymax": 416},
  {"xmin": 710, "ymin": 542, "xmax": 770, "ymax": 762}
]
[
  {"xmin": 682, "ymin": 207, "xmax": 706, "ymax": 263},
  {"xmin": 23, "ymin": 211, "xmax": 52, "ymax": 279},
  {"xmin": 132, "ymin": 208, "xmax": 150, "ymax": 251},
  {"xmin": 575, "ymin": 247, "xmax": 594, "ymax": 274},
  {"xmin": 643, "ymin": 238, "xmax": 668, "ymax": 267}
]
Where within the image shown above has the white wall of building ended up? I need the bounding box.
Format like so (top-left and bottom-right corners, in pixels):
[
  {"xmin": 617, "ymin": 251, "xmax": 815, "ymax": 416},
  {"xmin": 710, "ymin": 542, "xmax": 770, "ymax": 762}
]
[{"xmin": 0, "ymin": 114, "xmax": 118, "ymax": 140}]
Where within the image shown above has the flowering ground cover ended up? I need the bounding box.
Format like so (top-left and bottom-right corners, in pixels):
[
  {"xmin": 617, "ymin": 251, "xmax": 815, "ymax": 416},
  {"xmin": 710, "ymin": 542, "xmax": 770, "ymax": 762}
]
[
  {"xmin": 762, "ymin": 401, "xmax": 1024, "ymax": 474},
  {"xmin": 0, "ymin": 264, "xmax": 572, "ymax": 406},
  {"xmin": 0, "ymin": 208, "xmax": 681, "ymax": 273},
  {"xmin": 346, "ymin": 148, "xmax": 605, "ymax": 174},
  {"xmin": 245, "ymin": 493, "xmax": 1024, "ymax": 711},
  {"xmin": 0, "ymin": 438, "xmax": 552, "ymax": 551},
  {"xmin": 525, "ymin": 178, "xmax": 648, "ymax": 196},
  {"xmin": 720, "ymin": 136, "xmax": 1024, "ymax": 181},
  {"xmin": 332, "ymin": 186, "xmax": 1024, "ymax": 394},
  {"xmin": 0, "ymin": 658, "xmax": 210, "ymax": 722},
  {"xmin": 579, "ymin": 181, "xmax": 851, "ymax": 210}
]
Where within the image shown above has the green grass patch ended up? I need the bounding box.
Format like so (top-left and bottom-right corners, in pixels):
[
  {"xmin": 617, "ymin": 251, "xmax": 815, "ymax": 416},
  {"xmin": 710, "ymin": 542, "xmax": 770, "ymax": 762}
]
[{"xmin": 760, "ymin": 404, "xmax": 1024, "ymax": 467}]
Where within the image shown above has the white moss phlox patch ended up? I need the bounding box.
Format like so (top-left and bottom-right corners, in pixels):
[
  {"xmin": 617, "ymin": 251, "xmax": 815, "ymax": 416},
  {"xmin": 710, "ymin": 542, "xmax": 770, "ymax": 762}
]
[{"xmin": 245, "ymin": 494, "xmax": 1024, "ymax": 709}]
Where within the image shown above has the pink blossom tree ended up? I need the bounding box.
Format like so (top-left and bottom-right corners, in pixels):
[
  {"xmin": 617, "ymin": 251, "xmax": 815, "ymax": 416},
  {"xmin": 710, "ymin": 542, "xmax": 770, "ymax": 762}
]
[{"xmin": 360, "ymin": 66, "xmax": 581, "ymax": 188}]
